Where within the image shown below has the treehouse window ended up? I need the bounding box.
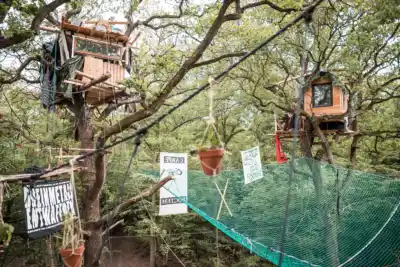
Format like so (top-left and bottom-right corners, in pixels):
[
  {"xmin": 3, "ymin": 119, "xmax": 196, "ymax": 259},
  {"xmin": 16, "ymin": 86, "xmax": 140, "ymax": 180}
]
[
  {"xmin": 73, "ymin": 36, "xmax": 122, "ymax": 61},
  {"xmin": 312, "ymin": 83, "xmax": 333, "ymax": 107}
]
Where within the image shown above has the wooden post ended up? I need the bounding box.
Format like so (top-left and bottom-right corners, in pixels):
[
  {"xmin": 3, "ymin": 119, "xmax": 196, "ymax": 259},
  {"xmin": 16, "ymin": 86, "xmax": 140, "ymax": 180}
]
[
  {"xmin": 80, "ymin": 73, "xmax": 111, "ymax": 91},
  {"xmin": 0, "ymin": 183, "xmax": 4, "ymax": 224},
  {"xmin": 149, "ymin": 193, "xmax": 156, "ymax": 267},
  {"xmin": 45, "ymin": 236, "xmax": 55, "ymax": 267}
]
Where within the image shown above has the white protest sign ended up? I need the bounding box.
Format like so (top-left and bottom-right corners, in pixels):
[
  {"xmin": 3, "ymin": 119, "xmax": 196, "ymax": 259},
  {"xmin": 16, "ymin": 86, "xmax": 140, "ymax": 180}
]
[
  {"xmin": 241, "ymin": 146, "xmax": 263, "ymax": 184},
  {"xmin": 23, "ymin": 179, "xmax": 76, "ymax": 239},
  {"xmin": 159, "ymin": 152, "xmax": 188, "ymax": 215}
]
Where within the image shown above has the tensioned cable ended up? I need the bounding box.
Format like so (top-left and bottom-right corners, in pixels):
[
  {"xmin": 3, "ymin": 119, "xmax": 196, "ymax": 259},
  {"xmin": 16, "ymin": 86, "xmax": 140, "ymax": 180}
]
[
  {"xmin": 278, "ymin": 14, "xmax": 315, "ymax": 266},
  {"xmin": 26, "ymin": 0, "xmax": 326, "ymax": 181}
]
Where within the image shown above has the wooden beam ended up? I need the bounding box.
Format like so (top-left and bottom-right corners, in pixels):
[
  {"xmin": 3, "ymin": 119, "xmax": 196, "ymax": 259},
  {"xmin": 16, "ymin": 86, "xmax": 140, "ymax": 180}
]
[
  {"xmin": 0, "ymin": 166, "xmax": 82, "ymax": 183},
  {"xmin": 49, "ymin": 148, "xmax": 97, "ymax": 151},
  {"xmin": 40, "ymin": 26, "xmax": 60, "ymax": 33},
  {"xmin": 63, "ymin": 80, "xmax": 111, "ymax": 93},
  {"xmin": 75, "ymin": 71, "xmax": 124, "ymax": 89},
  {"xmin": 74, "ymin": 50, "xmax": 122, "ymax": 62},
  {"xmin": 85, "ymin": 21, "xmax": 130, "ymax": 25},
  {"xmin": 60, "ymin": 31, "xmax": 70, "ymax": 60},
  {"xmin": 79, "ymin": 73, "xmax": 111, "ymax": 91},
  {"xmin": 74, "ymin": 35, "xmax": 123, "ymax": 48}
]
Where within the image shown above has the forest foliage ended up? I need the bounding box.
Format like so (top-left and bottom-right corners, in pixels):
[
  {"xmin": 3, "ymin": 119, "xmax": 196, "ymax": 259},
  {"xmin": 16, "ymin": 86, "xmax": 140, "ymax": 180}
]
[{"xmin": 0, "ymin": 0, "xmax": 399, "ymax": 266}]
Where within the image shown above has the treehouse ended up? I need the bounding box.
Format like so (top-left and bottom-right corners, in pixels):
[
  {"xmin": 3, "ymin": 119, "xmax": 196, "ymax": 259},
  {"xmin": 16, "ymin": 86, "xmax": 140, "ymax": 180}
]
[
  {"xmin": 304, "ymin": 70, "xmax": 348, "ymax": 131},
  {"xmin": 276, "ymin": 71, "xmax": 353, "ymax": 139},
  {"xmin": 39, "ymin": 17, "xmax": 135, "ymax": 108}
]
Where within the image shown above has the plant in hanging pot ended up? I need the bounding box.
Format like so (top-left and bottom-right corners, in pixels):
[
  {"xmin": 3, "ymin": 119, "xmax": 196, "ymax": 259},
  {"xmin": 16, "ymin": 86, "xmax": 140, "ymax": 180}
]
[
  {"xmin": 197, "ymin": 122, "xmax": 224, "ymax": 176},
  {"xmin": 59, "ymin": 213, "xmax": 85, "ymax": 267}
]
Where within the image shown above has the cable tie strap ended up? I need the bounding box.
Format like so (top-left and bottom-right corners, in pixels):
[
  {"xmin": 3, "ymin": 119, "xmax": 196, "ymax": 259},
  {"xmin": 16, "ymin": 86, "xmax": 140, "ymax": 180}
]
[
  {"xmin": 69, "ymin": 158, "xmax": 77, "ymax": 167},
  {"xmin": 134, "ymin": 135, "xmax": 142, "ymax": 146}
]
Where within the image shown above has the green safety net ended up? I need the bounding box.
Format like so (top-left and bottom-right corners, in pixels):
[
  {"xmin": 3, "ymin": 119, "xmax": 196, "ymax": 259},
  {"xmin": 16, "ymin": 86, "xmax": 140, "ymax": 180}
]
[{"xmin": 143, "ymin": 158, "xmax": 400, "ymax": 267}]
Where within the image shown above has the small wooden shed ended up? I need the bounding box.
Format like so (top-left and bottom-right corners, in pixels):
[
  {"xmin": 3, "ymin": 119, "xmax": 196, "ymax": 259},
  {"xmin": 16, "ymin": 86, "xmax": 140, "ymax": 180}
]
[
  {"xmin": 275, "ymin": 71, "xmax": 352, "ymax": 138},
  {"xmin": 304, "ymin": 71, "xmax": 348, "ymax": 117}
]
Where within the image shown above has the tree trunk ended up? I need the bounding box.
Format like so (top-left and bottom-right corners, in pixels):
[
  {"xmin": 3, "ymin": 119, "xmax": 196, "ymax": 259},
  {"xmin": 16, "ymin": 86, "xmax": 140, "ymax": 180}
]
[
  {"xmin": 76, "ymin": 104, "xmax": 102, "ymax": 267},
  {"xmin": 349, "ymin": 119, "xmax": 359, "ymax": 168},
  {"xmin": 301, "ymin": 118, "xmax": 340, "ymax": 266}
]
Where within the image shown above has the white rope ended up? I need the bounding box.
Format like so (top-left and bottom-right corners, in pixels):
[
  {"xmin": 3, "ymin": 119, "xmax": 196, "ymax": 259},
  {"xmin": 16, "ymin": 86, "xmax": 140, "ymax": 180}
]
[
  {"xmin": 200, "ymin": 76, "xmax": 224, "ymax": 148},
  {"xmin": 208, "ymin": 77, "xmax": 214, "ymax": 118},
  {"xmin": 69, "ymin": 158, "xmax": 83, "ymax": 241},
  {"xmin": 338, "ymin": 199, "xmax": 400, "ymax": 267},
  {"xmin": 245, "ymin": 236, "xmax": 253, "ymax": 254},
  {"xmin": 214, "ymin": 179, "xmax": 233, "ymax": 219}
]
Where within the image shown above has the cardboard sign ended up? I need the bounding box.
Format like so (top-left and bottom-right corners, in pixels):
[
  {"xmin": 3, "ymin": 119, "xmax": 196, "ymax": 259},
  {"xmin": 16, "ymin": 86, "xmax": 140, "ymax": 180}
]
[
  {"xmin": 159, "ymin": 152, "xmax": 188, "ymax": 216},
  {"xmin": 22, "ymin": 179, "xmax": 76, "ymax": 239},
  {"xmin": 241, "ymin": 146, "xmax": 263, "ymax": 184}
]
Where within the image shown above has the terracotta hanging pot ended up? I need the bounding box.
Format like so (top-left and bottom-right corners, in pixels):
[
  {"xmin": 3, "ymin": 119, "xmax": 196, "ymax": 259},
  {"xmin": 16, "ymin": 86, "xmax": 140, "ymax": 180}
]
[
  {"xmin": 60, "ymin": 243, "xmax": 85, "ymax": 267},
  {"xmin": 198, "ymin": 148, "xmax": 224, "ymax": 176}
]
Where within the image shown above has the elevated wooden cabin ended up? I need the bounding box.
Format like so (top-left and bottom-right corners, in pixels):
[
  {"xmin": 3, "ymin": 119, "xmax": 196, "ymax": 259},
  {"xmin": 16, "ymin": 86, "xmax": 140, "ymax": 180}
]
[
  {"xmin": 276, "ymin": 71, "xmax": 353, "ymax": 138},
  {"xmin": 39, "ymin": 18, "xmax": 135, "ymax": 108},
  {"xmin": 304, "ymin": 71, "xmax": 348, "ymax": 117},
  {"xmin": 304, "ymin": 71, "xmax": 348, "ymax": 131}
]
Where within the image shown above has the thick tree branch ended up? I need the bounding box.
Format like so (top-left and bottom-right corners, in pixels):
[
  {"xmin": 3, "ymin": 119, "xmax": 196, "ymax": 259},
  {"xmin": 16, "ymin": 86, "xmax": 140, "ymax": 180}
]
[
  {"xmin": 97, "ymin": 99, "xmax": 142, "ymax": 121},
  {"xmin": 362, "ymin": 23, "xmax": 400, "ymax": 79},
  {"xmin": 193, "ymin": 52, "xmax": 247, "ymax": 68},
  {"xmin": 0, "ymin": 0, "xmax": 70, "ymax": 49},
  {"xmin": 92, "ymin": 175, "xmax": 173, "ymax": 227},
  {"xmin": 99, "ymin": 1, "xmax": 235, "ymax": 142},
  {"xmin": 0, "ymin": 56, "xmax": 42, "ymax": 84},
  {"xmin": 125, "ymin": 0, "xmax": 185, "ymax": 37},
  {"xmin": 241, "ymin": 0, "xmax": 299, "ymax": 13},
  {"xmin": 0, "ymin": 120, "xmax": 57, "ymax": 146},
  {"xmin": 46, "ymin": 13, "xmax": 61, "ymax": 26},
  {"xmin": 65, "ymin": 7, "xmax": 82, "ymax": 19}
]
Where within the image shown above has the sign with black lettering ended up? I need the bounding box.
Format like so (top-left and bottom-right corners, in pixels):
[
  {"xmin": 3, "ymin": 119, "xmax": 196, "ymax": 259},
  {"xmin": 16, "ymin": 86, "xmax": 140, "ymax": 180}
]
[
  {"xmin": 22, "ymin": 180, "xmax": 76, "ymax": 239},
  {"xmin": 159, "ymin": 152, "xmax": 188, "ymax": 216},
  {"xmin": 241, "ymin": 146, "xmax": 263, "ymax": 184}
]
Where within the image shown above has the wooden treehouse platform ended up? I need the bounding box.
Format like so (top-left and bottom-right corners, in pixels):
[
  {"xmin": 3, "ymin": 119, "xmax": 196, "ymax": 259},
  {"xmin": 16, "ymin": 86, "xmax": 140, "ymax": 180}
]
[
  {"xmin": 275, "ymin": 130, "xmax": 359, "ymax": 139},
  {"xmin": 40, "ymin": 17, "xmax": 135, "ymax": 107},
  {"xmin": 63, "ymin": 69, "xmax": 129, "ymax": 106}
]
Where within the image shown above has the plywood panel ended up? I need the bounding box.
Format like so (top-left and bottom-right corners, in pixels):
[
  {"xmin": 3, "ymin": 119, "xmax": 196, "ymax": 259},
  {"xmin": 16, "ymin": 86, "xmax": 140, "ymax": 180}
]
[
  {"xmin": 103, "ymin": 62, "xmax": 124, "ymax": 84},
  {"xmin": 83, "ymin": 56, "xmax": 104, "ymax": 83},
  {"xmin": 304, "ymin": 85, "xmax": 347, "ymax": 116},
  {"xmin": 81, "ymin": 56, "xmax": 117, "ymax": 105}
]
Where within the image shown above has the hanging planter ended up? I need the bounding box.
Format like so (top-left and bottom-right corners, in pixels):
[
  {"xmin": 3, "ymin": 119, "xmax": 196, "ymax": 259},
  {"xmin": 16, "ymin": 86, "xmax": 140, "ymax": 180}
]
[
  {"xmin": 198, "ymin": 147, "xmax": 224, "ymax": 176},
  {"xmin": 197, "ymin": 77, "xmax": 225, "ymax": 176},
  {"xmin": 60, "ymin": 244, "xmax": 85, "ymax": 267},
  {"xmin": 197, "ymin": 116, "xmax": 225, "ymax": 176},
  {"xmin": 59, "ymin": 213, "xmax": 85, "ymax": 267}
]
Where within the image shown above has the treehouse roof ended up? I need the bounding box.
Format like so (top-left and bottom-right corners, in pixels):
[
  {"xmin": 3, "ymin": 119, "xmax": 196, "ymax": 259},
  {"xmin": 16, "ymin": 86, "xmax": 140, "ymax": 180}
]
[
  {"xmin": 307, "ymin": 70, "xmax": 344, "ymax": 87},
  {"xmin": 60, "ymin": 17, "xmax": 129, "ymax": 44}
]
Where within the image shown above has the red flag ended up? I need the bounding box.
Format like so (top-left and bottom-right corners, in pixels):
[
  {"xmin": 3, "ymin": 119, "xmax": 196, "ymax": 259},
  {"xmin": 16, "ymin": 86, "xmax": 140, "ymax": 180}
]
[{"xmin": 275, "ymin": 135, "xmax": 288, "ymax": 164}]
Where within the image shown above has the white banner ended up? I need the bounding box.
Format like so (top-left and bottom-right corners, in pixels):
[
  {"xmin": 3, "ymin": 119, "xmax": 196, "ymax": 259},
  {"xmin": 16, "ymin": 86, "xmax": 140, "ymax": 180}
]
[
  {"xmin": 159, "ymin": 152, "xmax": 188, "ymax": 215},
  {"xmin": 241, "ymin": 146, "xmax": 263, "ymax": 184}
]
